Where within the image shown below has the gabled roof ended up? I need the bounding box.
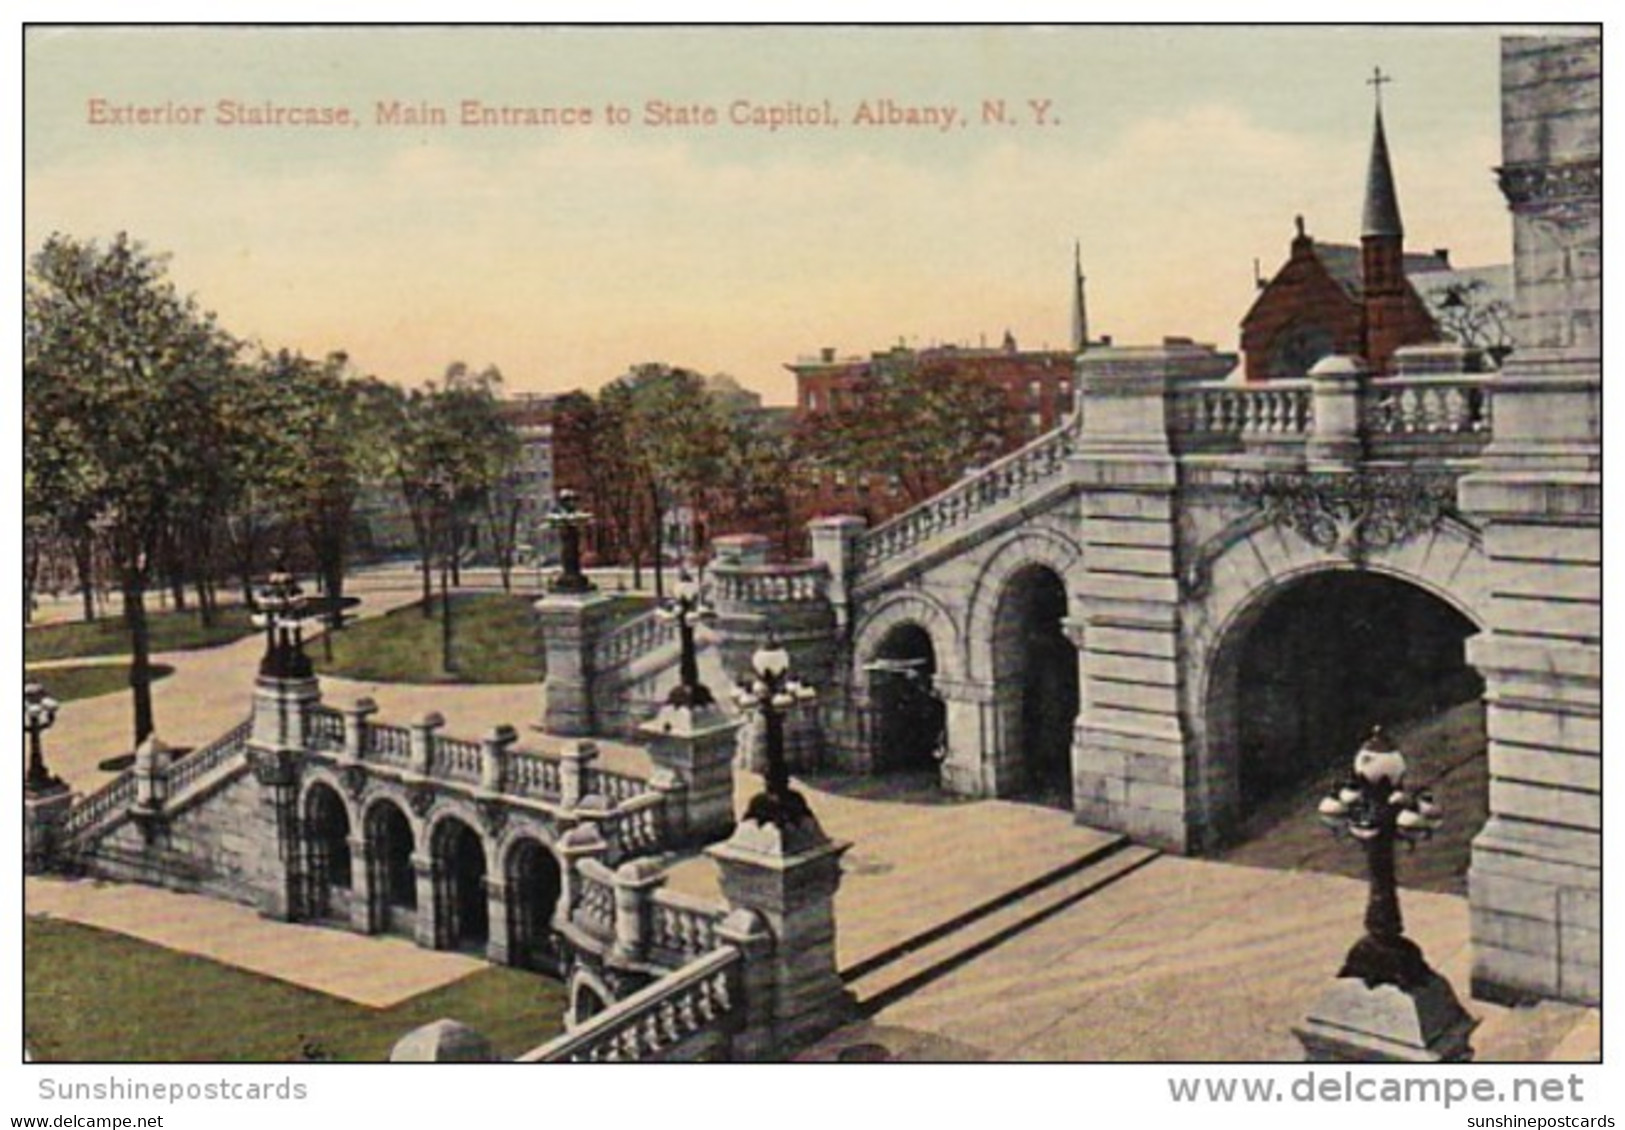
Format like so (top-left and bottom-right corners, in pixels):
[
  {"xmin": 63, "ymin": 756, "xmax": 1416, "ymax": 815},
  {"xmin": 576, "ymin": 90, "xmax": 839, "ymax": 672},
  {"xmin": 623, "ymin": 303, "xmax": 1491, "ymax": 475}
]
[{"xmin": 1309, "ymin": 242, "xmax": 1452, "ymax": 300}]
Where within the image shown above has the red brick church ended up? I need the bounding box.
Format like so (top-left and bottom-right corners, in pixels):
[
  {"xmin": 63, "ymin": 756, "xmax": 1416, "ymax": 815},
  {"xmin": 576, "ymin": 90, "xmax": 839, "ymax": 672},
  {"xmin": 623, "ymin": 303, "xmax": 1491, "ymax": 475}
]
[{"xmin": 1241, "ymin": 79, "xmax": 1511, "ymax": 381}]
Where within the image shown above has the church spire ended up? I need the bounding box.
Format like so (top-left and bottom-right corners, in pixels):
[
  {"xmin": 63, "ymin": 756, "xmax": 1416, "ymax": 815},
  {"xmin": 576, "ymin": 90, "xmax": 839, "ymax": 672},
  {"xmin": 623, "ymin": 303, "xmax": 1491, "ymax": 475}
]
[
  {"xmin": 1071, "ymin": 240, "xmax": 1089, "ymax": 352},
  {"xmin": 1361, "ymin": 67, "xmax": 1404, "ymax": 239}
]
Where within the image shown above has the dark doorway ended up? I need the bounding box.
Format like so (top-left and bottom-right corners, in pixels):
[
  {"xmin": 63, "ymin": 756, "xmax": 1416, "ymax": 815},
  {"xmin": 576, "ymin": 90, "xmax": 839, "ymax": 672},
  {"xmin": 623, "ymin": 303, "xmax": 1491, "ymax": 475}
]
[
  {"xmin": 433, "ymin": 817, "xmax": 489, "ymax": 952},
  {"xmin": 992, "ymin": 565, "xmax": 1078, "ymax": 806},
  {"xmin": 366, "ymin": 801, "xmax": 416, "ymax": 935},
  {"xmin": 506, "ymin": 839, "xmax": 563, "ymax": 973},
  {"xmin": 1214, "ymin": 570, "xmax": 1486, "ymax": 893},
  {"xmin": 304, "ymin": 783, "xmax": 352, "ymax": 920},
  {"xmin": 868, "ymin": 623, "xmax": 946, "ymax": 773}
]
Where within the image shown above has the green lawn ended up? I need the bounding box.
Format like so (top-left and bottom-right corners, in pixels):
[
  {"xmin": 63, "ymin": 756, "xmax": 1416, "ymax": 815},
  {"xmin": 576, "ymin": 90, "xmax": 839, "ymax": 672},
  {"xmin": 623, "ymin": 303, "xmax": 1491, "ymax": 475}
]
[
  {"xmin": 24, "ymin": 917, "xmax": 567, "ymax": 1062},
  {"xmin": 24, "ymin": 605, "xmax": 255, "ymax": 664},
  {"xmin": 313, "ymin": 593, "xmax": 547, "ymax": 684},
  {"xmin": 24, "ymin": 663, "xmax": 174, "ymax": 703}
]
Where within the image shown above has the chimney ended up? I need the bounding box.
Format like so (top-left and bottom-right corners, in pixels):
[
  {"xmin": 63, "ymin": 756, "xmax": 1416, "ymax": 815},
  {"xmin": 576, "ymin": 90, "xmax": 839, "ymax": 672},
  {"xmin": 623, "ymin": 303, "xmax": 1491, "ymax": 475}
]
[
  {"xmin": 820, "ymin": 347, "xmax": 836, "ymax": 363},
  {"xmin": 1433, "ymin": 248, "xmax": 1451, "ymax": 267}
]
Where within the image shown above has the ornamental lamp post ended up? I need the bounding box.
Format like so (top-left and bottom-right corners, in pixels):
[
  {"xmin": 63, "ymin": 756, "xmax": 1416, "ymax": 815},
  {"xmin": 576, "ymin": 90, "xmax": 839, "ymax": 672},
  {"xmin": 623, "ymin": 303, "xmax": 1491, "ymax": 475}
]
[
  {"xmin": 731, "ymin": 638, "xmax": 818, "ymax": 827},
  {"xmin": 24, "ymin": 681, "xmax": 65, "ymax": 794},
  {"xmin": 1315, "ymin": 726, "xmax": 1444, "ymax": 989},
  {"xmin": 251, "ymin": 555, "xmax": 312, "ymax": 680},
  {"xmin": 545, "ymin": 489, "xmax": 595, "ymax": 595},
  {"xmin": 656, "ymin": 570, "xmax": 716, "ymax": 708}
]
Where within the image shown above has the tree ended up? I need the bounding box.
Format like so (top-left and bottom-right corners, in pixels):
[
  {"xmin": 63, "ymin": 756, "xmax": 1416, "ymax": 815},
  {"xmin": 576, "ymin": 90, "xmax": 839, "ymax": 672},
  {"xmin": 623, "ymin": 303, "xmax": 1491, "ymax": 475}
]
[
  {"xmin": 610, "ymin": 364, "xmax": 730, "ymax": 596},
  {"xmin": 377, "ymin": 363, "xmax": 516, "ymax": 671},
  {"xmin": 25, "ymin": 232, "xmax": 240, "ymax": 746},
  {"xmin": 793, "ymin": 354, "xmax": 1020, "ymax": 509},
  {"xmin": 1432, "ymin": 278, "xmax": 1515, "ymax": 368}
]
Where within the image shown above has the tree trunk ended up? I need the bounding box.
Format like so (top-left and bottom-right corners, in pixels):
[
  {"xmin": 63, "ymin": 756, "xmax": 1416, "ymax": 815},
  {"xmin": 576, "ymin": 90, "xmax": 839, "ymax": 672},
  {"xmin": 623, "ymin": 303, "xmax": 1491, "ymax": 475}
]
[
  {"xmin": 75, "ymin": 535, "xmax": 98, "ymax": 622},
  {"xmin": 651, "ymin": 485, "xmax": 666, "ymax": 601},
  {"xmin": 419, "ymin": 545, "xmax": 433, "ymax": 614},
  {"xmin": 124, "ymin": 572, "xmax": 156, "ymax": 748}
]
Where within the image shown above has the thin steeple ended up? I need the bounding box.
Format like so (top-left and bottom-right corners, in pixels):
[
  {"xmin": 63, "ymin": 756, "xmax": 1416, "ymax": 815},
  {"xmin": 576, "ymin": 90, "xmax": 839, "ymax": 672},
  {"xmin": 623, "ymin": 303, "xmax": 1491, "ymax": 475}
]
[
  {"xmin": 1361, "ymin": 67, "xmax": 1404, "ymax": 239},
  {"xmin": 1071, "ymin": 240, "xmax": 1089, "ymax": 352}
]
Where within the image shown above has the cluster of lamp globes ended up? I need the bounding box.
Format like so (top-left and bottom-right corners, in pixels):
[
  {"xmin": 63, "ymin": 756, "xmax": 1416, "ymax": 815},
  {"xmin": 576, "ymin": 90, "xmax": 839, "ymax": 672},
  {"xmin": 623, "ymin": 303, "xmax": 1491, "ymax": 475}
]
[
  {"xmin": 1316, "ymin": 731, "xmax": 1444, "ymax": 843},
  {"xmin": 250, "ymin": 568, "xmax": 307, "ymax": 627},
  {"xmin": 731, "ymin": 642, "xmax": 818, "ymax": 713}
]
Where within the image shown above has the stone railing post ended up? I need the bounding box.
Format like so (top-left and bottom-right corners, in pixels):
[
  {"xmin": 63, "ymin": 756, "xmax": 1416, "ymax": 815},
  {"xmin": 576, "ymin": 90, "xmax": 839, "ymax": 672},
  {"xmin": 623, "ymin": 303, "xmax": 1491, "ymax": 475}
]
[
  {"xmin": 559, "ymin": 739, "xmax": 598, "ymax": 810},
  {"xmin": 1306, "ymin": 354, "xmax": 1366, "ymax": 466},
  {"xmin": 707, "ymin": 814, "xmax": 853, "ymax": 1054},
  {"xmin": 647, "ymin": 768, "xmax": 688, "ymax": 842},
  {"xmin": 132, "ymin": 734, "xmax": 175, "ymax": 816},
  {"xmin": 24, "ymin": 787, "xmax": 75, "ymax": 874},
  {"xmin": 340, "ymin": 696, "xmax": 379, "ymax": 764},
  {"xmin": 251, "ymin": 672, "xmax": 322, "ymax": 754},
  {"xmin": 610, "ymin": 858, "xmax": 667, "ymax": 965},
  {"xmin": 556, "ymin": 824, "xmax": 610, "ymax": 925},
  {"xmin": 481, "ymin": 724, "xmax": 518, "ymax": 794},
  {"xmin": 640, "ymin": 703, "xmax": 742, "ymax": 847},
  {"xmin": 807, "ymin": 516, "xmax": 867, "ymax": 634},
  {"xmin": 409, "ymin": 711, "xmax": 445, "ymax": 778},
  {"xmin": 714, "ymin": 907, "xmax": 777, "ymax": 1062},
  {"xmin": 535, "ymin": 591, "xmax": 622, "ymax": 737}
]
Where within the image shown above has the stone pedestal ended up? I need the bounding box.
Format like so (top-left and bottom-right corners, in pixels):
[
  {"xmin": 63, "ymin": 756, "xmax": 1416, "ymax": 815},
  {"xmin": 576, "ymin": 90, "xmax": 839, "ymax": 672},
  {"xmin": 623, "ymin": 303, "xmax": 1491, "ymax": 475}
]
[
  {"xmin": 535, "ymin": 592, "xmax": 622, "ymax": 736},
  {"xmin": 251, "ymin": 675, "xmax": 321, "ymax": 753},
  {"xmin": 389, "ymin": 1019, "xmax": 495, "ymax": 1063},
  {"xmin": 640, "ymin": 703, "xmax": 743, "ymax": 846},
  {"xmin": 1294, "ymin": 973, "xmax": 1478, "ymax": 1063},
  {"xmin": 24, "ymin": 785, "xmax": 73, "ymax": 874},
  {"xmin": 1306, "ymin": 354, "xmax": 1366, "ymax": 466},
  {"xmin": 707, "ymin": 811, "xmax": 853, "ymax": 1056}
]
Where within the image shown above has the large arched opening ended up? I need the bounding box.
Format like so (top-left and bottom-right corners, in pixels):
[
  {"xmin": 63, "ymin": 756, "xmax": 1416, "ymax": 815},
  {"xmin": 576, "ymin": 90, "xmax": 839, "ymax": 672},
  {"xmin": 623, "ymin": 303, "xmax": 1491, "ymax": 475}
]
[
  {"xmin": 505, "ymin": 838, "xmax": 564, "ymax": 974},
  {"xmin": 1206, "ymin": 568, "xmax": 1486, "ymax": 891},
  {"xmin": 431, "ymin": 816, "xmax": 490, "ymax": 952},
  {"xmin": 990, "ymin": 564, "xmax": 1078, "ymax": 806},
  {"xmin": 303, "ymin": 782, "xmax": 352, "ymax": 922},
  {"xmin": 364, "ymin": 800, "xmax": 417, "ymax": 936},
  {"xmin": 866, "ymin": 622, "xmax": 946, "ymax": 774}
]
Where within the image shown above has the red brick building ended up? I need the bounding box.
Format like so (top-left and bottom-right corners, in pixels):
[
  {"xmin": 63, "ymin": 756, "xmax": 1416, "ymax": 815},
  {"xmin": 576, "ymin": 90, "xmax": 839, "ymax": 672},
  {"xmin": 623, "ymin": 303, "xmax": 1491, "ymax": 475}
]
[
  {"xmin": 1241, "ymin": 100, "xmax": 1511, "ymax": 381},
  {"xmin": 787, "ymin": 335, "xmax": 1082, "ymax": 527}
]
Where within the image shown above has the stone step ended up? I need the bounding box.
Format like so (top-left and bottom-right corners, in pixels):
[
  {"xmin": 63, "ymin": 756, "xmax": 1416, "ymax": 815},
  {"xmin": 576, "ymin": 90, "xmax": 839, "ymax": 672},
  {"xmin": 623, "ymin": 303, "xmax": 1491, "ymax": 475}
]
[{"xmin": 843, "ymin": 839, "xmax": 1160, "ymax": 1013}]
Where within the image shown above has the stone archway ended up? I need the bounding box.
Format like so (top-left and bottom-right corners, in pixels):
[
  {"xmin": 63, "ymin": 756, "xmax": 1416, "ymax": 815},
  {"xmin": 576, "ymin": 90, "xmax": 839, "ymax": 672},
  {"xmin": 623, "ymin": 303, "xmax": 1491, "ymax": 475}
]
[
  {"xmin": 866, "ymin": 622, "xmax": 946, "ymax": 773},
  {"xmin": 990, "ymin": 564, "xmax": 1078, "ymax": 805},
  {"xmin": 431, "ymin": 816, "xmax": 490, "ymax": 952},
  {"xmin": 365, "ymin": 799, "xmax": 417, "ymax": 937},
  {"xmin": 505, "ymin": 837, "xmax": 563, "ymax": 973},
  {"xmin": 302, "ymin": 781, "xmax": 353, "ymax": 922},
  {"xmin": 1202, "ymin": 566, "xmax": 1486, "ymax": 885}
]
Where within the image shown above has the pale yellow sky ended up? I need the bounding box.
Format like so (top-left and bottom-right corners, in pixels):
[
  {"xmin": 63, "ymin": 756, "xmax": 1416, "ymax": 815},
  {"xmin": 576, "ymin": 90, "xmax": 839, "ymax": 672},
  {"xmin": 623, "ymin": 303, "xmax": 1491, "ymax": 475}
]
[{"xmin": 25, "ymin": 26, "xmax": 1517, "ymax": 403}]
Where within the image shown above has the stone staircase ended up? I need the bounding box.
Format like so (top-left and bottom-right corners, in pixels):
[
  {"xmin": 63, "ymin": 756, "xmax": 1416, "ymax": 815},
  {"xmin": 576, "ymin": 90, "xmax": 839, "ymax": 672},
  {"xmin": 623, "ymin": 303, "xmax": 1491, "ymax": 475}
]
[{"xmin": 841, "ymin": 837, "xmax": 1160, "ymax": 1013}]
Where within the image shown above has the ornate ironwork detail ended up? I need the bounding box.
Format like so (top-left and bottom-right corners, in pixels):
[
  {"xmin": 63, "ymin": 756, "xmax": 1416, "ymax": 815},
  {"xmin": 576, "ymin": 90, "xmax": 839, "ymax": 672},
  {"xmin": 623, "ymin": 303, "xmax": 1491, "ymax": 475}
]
[
  {"xmin": 406, "ymin": 782, "xmax": 437, "ymax": 818},
  {"xmin": 339, "ymin": 765, "xmax": 368, "ymax": 801},
  {"xmin": 1238, "ymin": 470, "xmax": 1457, "ymax": 560},
  {"xmin": 1497, "ymin": 159, "xmax": 1601, "ymax": 208}
]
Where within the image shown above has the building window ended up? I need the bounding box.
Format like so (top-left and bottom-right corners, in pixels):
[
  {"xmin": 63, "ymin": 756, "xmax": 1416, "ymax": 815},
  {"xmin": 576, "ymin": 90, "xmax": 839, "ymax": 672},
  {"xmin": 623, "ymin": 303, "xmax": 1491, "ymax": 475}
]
[
  {"xmin": 1028, "ymin": 411, "xmax": 1045, "ymax": 432},
  {"xmin": 806, "ymin": 390, "xmax": 821, "ymax": 412}
]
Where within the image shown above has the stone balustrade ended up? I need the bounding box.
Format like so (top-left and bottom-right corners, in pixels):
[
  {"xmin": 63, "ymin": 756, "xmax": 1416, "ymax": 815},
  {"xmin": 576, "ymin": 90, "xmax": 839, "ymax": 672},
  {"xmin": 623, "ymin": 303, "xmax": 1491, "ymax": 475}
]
[
  {"xmin": 164, "ymin": 720, "xmax": 254, "ymax": 798},
  {"xmin": 518, "ymin": 947, "xmax": 742, "ymax": 1063},
  {"xmin": 647, "ymin": 888, "xmax": 725, "ymax": 963},
  {"xmin": 434, "ymin": 735, "xmax": 485, "ymax": 783},
  {"xmin": 708, "ymin": 562, "xmax": 830, "ymax": 607},
  {"xmin": 571, "ymin": 858, "xmax": 620, "ymax": 938},
  {"xmin": 1363, "ymin": 374, "xmax": 1493, "ymax": 444},
  {"xmin": 307, "ymin": 707, "xmax": 345, "ymax": 751},
  {"xmin": 59, "ymin": 771, "xmax": 140, "ymax": 843},
  {"xmin": 592, "ymin": 609, "xmax": 679, "ymax": 673},
  {"xmin": 600, "ymin": 792, "xmax": 667, "ymax": 857},
  {"xmin": 363, "ymin": 721, "xmax": 414, "ymax": 766},
  {"xmin": 581, "ymin": 764, "xmax": 652, "ymax": 806},
  {"xmin": 506, "ymin": 749, "xmax": 563, "ymax": 799},
  {"xmin": 856, "ymin": 418, "xmax": 1079, "ymax": 572},
  {"xmin": 1170, "ymin": 380, "xmax": 1314, "ymax": 450}
]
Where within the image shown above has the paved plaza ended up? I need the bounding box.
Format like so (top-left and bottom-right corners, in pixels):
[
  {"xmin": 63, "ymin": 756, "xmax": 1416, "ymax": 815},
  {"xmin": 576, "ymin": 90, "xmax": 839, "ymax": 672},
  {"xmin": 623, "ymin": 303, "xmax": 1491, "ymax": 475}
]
[{"xmin": 24, "ymin": 567, "xmax": 1599, "ymax": 1063}]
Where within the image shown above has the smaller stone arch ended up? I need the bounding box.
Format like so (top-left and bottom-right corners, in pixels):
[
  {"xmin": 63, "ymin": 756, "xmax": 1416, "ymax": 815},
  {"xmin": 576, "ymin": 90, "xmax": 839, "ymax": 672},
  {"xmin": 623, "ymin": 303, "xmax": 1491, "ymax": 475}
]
[
  {"xmin": 503, "ymin": 835, "xmax": 565, "ymax": 973},
  {"xmin": 429, "ymin": 813, "xmax": 491, "ymax": 953},
  {"xmin": 363, "ymin": 796, "xmax": 419, "ymax": 935},
  {"xmin": 301, "ymin": 779, "xmax": 354, "ymax": 922},
  {"xmin": 567, "ymin": 966, "xmax": 617, "ymax": 1029},
  {"xmin": 853, "ymin": 589, "xmax": 964, "ymax": 684},
  {"xmin": 962, "ymin": 525, "xmax": 1083, "ymax": 683}
]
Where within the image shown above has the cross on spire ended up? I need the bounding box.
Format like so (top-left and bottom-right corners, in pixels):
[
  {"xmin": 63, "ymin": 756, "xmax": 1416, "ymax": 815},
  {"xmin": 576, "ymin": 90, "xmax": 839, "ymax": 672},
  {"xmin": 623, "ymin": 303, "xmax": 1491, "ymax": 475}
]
[{"xmin": 1368, "ymin": 66, "xmax": 1392, "ymax": 109}]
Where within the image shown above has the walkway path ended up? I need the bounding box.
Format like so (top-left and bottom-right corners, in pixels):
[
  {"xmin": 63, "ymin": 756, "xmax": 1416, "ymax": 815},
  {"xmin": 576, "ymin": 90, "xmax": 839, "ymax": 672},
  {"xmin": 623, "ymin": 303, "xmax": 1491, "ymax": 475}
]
[{"xmin": 25, "ymin": 875, "xmax": 483, "ymax": 1008}]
